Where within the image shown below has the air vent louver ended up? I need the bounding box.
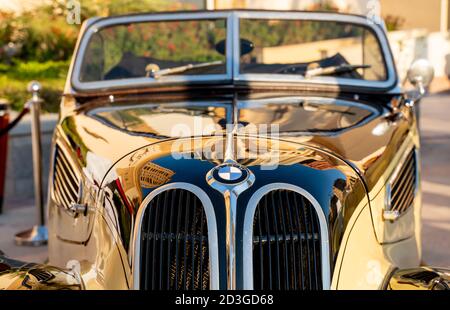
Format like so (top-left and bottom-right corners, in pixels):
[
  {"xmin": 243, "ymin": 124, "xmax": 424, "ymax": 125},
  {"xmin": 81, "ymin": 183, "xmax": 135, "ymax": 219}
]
[
  {"xmin": 390, "ymin": 149, "xmax": 417, "ymax": 214},
  {"xmin": 53, "ymin": 146, "xmax": 80, "ymax": 209}
]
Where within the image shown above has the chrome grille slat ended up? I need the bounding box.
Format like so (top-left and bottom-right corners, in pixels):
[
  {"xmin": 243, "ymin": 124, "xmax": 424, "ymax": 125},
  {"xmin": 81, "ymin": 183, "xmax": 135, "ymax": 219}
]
[
  {"xmin": 151, "ymin": 194, "xmax": 160, "ymax": 289},
  {"xmin": 392, "ymin": 173, "xmax": 415, "ymax": 208},
  {"xmin": 53, "ymin": 181, "xmax": 71, "ymax": 208},
  {"xmin": 55, "ymin": 160, "xmax": 78, "ymax": 198},
  {"xmin": 182, "ymin": 192, "xmax": 190, "ymax": 289},
  {"xmin": 269, "ymin": 192, "xmax": 282, "ymax": 289},
  {"xmin": 166, "ymin": 192, "xmax": 175, "ymax": 289},
  {"xmin": 391, "ymin": 152, "xmax": 414, "ymax": 188},
  {"xmin": 190, "ymin": 195, "xmax": 197, "ymax": 289},
  {"xmin": 298, "ymin": 194, "xmax": 313, "ymax": 289},
  {"xmin": 391, "ymin": 159, "xmax": 414, "ymax": 198},
  {"xmin": 398, "ymin": 189, "xmax": 415, "ymax": 214},
  {"xmin": 56, "ymin": 147, "xmax": 79, "ymax": 184},
  {"xmin": 256, "ymin": 207, "xmax": 264, "ymax": 289},
  {"xmin": 262, "ymin": 198, "xmax": 273, "ymax": 289},
  {"xmin": 284, "ymin": 190, "xmax": 298, "ymax": 290},
  {"xmin": 291, "ymin": 191, "xmax": 305, "ymax": 289},
  {"xmin": 198, "ymin": 204, "xmax": 205, "ymax": 289},
  {"xmin": 310, "ymin": 197, "xmax": 320, "ymax": 290},
  {"xmin": 54, "ymin": 170, "xmax": 75, "ymax": 204},
  {"xmin": 174, "ymin": 189, "xmax": 183, "ymax": 288},
  {"xmin": 277, "ymin": 191, "xmax": 290, "ymax": 289},
  {"xmin": 54, "ymin": 176, "xmax": 73, "ymax": 208}
]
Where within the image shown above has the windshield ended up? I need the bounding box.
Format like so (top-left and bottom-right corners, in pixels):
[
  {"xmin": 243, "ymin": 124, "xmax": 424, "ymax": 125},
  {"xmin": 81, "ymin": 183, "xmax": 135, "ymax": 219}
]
[
  {"xmin": 80, "ymin": 19, "xmax": 227, "ymax": 82},
  {"xmin": 73, "ymin": 12, "xmax": 394, "ymax": 90},
  {"xmin": 239, "ymin": 19, "xmax": 387, "ymax": 81}
]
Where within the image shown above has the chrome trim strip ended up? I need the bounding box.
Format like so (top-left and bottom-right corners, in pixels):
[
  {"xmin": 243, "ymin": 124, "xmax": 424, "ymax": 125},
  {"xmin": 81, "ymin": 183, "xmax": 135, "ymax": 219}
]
[
  {"xmin": 206, "ymin": 165, "xmax": 255, "ymax": 290},
  {"xmin": 414, "ymin": 148, "xmax": 420, "ymax": 196},
  {"xmin": 63, "ymin": 17, "xmax": 101, "ymax": 95},
  {"xmin": 243, "ymin": 183, "xmax": 331, "ymax": 290},
  {"xmin": 131, "ymin": 183, "xmax": 219, "ymax": 290},
  {"xmin": 46, "ymin": 137, "xmax": 58, "ymax": 219}
]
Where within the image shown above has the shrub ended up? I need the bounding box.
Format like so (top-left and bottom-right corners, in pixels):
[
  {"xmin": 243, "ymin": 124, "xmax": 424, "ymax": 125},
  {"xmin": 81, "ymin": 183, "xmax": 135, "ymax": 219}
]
[
  {"xmin": 0, "ymin": 61, "xmax": 69, "ymax": 112},
  {"xmin": 0, "ymin": 0, "xmax": 204, "ymax": 111},
  {"xmin": 384, "ymin": 15, "xmax": 406, "ymax": 32},
  {"xmin": 0, "ymin": 0, "xmax": 202, "ymax": 64}
]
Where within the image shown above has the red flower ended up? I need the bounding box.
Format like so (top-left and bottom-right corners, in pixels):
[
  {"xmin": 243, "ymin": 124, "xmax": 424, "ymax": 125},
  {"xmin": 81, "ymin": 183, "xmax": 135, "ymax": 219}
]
[{"xmin": 167, "ymin": 42, "xmax": 176, "ymax": 52}]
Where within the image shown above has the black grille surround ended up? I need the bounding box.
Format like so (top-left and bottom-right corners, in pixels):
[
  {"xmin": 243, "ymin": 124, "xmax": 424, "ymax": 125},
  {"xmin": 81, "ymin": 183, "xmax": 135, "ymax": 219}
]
[
  {"xmin": 252, "ymin": 189, "xmax": 323, "ymax": 290},
  {"xmin": 53, "ymin": 145, "xmax": 80, "ymax": 209},
  {"xmin": 389, "ymin": 149, "xmax": 417, "ymax": 214},
  {"xmin": 140, "ymin": 189, "xmax": 210, "ymax": 290}
]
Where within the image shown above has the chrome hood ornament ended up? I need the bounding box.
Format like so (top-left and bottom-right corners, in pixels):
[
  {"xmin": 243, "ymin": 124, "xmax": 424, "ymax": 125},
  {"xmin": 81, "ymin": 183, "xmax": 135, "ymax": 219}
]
[
  {"xmin": 206, "ymin": 97, "xmax": 255, "ymax": 290},
  {"xmin": 206, "ymin": 96, "xmax": 254, "ymax": 190},
  {"xmin": 206, "ymin": 161, "xmax": 254, "ymax": 290}
]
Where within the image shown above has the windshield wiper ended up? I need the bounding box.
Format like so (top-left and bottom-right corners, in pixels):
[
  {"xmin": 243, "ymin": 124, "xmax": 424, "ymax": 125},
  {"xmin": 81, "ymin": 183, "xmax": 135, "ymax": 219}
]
[
  {"xmin": 305, "ymin": 64, "xmax": 371, "ymax": 78},
  {"xmin": 146, "ymin": 60, "xmax": 223, "ymax": 79}
]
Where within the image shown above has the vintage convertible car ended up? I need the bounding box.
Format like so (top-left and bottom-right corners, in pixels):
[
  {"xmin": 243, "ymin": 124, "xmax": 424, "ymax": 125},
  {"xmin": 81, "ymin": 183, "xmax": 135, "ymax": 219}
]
[{"xmin": 1, "ymin": 10, "xmax": 449, "ymax": 290}]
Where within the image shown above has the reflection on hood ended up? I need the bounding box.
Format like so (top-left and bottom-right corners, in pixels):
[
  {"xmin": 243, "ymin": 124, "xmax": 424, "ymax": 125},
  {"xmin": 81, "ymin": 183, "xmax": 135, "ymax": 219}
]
[{"xmin": 87, "ymin": 98, "xmax": 376, "ymax": 139}]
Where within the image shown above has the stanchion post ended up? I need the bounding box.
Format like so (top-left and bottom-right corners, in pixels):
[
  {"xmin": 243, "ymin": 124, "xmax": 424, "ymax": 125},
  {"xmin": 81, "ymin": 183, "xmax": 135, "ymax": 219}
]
[
  {"xmin": 14, "ymin": 81, "xmax": 48, "ymax": 246},
  {"xmin": 0, "ymin": 99, "xmax": 9, "ymax": 215}
]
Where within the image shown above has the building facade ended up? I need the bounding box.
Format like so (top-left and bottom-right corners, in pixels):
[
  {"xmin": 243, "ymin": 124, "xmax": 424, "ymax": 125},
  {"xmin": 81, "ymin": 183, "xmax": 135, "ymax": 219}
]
[{"xmin": 209, "ymin": 0, "xmax": 450, "ymax": 33}]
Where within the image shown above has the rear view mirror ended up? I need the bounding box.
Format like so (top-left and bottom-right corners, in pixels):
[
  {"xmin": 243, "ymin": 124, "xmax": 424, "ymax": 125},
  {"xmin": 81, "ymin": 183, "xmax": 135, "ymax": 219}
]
[
  {"xmin": 407, "ymin": 59, "xmax": 435, "ymax": 95},
  {"xmin": 215, "ymin": 38, "xmax": 254, "ymax": 56}
]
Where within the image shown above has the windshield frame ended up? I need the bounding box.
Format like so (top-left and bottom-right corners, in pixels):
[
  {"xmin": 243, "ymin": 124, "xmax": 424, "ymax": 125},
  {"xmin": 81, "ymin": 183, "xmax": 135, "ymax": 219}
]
[
  {"xmin": 71, "ymin": 11, "xmax": 234, "ymax": 92},
  {"xmin": 70, "ymin": 10, "xmax": 397, "ymax": 93},
  {"xmin": 233, "ymin": 11, "xmax": 396, "ymax": 90}
]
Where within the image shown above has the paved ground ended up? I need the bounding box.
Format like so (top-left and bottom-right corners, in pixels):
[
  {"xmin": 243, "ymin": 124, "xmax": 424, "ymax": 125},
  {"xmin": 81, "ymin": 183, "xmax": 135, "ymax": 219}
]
[
  {"xmin": 420, "ymin": 90, "xmax": 450, "ymax": 267},
  {"xmin": 0, "ymin": 198, "xmax": 47, "ymax": 263},
  {"xmin": 0, "ymin": 90, "xmax": 449, "ymax": 268}
]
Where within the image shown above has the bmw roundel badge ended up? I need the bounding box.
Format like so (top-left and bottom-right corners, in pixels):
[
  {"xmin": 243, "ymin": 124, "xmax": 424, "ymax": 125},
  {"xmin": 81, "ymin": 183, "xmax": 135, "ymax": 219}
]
[
  {"xmin": 218, "ymin": 165, "xmax": 242, "ymax": 181},
  {"xmin": 211, "ymin": 163, "xmax": 249, "ymax": 185}
]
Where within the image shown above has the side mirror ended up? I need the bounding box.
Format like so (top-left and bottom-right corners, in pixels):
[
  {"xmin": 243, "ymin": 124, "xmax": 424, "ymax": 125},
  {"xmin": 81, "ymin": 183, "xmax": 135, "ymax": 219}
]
[{"xmin": 407, "ymin": 59, "xmax": 435, "ymax": 95}]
